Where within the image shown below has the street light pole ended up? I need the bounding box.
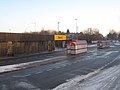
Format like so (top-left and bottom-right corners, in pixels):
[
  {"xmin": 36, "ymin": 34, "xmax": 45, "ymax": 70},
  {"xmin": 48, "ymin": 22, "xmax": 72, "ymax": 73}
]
[
  {"xmin": 75, "ymin": 19, "xmax": 77, "ymax": 33},
  {"xmin": 34, "ymin": 22, "xmax": 36, "ymax": 32},
  {"xmin": 75, "ymin": 19, "xmax": 79, "ymax": 40},
  {"xmin": 58, "ymin": 22, "xmax": 60, "ymax": 33},
  {"xmin": 57, "ymin": 22, "xmax": 60, "ymax": 48}
]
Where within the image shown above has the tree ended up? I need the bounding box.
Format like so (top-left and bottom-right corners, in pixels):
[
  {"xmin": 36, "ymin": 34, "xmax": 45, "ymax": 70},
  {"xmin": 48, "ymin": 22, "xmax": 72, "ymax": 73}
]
[
  {"xmin": 78, "ymin": 28, "xmax": 104, "ymax": 43},
  {"xmin": 66, "ymin": 29, "xmax": 70, "ymax": 34},
  {"xmin": 118, "ymin": 33, "xmax": 120, "ymax": 41},
  {"xmin": 107, "ymin": 29, "xmax": 118, "ymax": 40},
  {"xmin": 29, "ymin": 30, "xmax": 57, "ymax": 35}
]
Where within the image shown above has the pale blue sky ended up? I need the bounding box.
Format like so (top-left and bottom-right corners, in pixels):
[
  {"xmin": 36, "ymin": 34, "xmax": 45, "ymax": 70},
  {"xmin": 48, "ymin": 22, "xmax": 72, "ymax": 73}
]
[{"xmin": 0, "ymin": 0, "xmax": 120, "ymax": 35}]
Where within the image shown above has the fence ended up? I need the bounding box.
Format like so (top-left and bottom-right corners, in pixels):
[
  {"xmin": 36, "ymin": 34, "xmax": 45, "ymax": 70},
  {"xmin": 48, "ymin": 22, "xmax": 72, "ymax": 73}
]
[{"xmin": 0, "ymin": 33, "xmax": 54, "ymax": 56}]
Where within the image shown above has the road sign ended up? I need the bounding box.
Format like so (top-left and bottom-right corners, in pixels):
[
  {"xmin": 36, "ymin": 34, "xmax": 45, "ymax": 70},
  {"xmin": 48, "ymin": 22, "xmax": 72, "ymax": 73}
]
[{"xmin": 54, "ymin": 35, "xmax": 66, "ymax": 40}]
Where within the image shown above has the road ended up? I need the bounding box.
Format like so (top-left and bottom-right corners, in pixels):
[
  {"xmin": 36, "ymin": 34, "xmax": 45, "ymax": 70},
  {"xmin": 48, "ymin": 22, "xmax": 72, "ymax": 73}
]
[
  {"xmin": 0, "ymin": 45, "xmax": 120, "ymax": 90},
  {"xmin": 0, "ymin": 50, "xmax": 66, "ymax": 66}
]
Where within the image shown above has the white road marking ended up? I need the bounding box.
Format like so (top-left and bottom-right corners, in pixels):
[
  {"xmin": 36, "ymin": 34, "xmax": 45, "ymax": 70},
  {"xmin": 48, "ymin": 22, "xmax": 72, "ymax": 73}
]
[
  {"xmin": 12, "ymin": 74, "xmax": 31, "ymax": 78},
  {"xmin": 103, "ymin": 52, "xmax": 112, "ymax": 56},
  {"xmin": 35, "ymin": 71, "xmax": 43, "ymax": 74},
  {"xmin": 67, "ymin": 63, "xmax": 72, "ymax": 65},
  {"xmin": 46, "ymin": 68, "xmax": 53, "ymax": 71},
  {"xmin": 55, "ymin": 66, "xmax": 60, "ymax": 69},
  {"xmin": 73, "ymin": 61, "xmax": 77, "ymax": 64}
]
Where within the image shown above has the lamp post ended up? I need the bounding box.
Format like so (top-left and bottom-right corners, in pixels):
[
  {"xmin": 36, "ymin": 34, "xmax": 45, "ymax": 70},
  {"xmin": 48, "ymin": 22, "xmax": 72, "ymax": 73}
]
[
  {"xmin": 34, "ymin": 22, "xmax": 36, "ymax": 32},
  {"xmin": 75, "ymin": 19, "xmax": 77, "ymax": 33},
  {"xmin": 57, "ymin": 22, "xmax": 60, "ymax": 48},
  {"xmin": 58, "ymin": 22, "xmax": 60, "ymax": 33},
  {"xmin": 75, "ymin": 19, "xmax": 79, "ymax": 39}
]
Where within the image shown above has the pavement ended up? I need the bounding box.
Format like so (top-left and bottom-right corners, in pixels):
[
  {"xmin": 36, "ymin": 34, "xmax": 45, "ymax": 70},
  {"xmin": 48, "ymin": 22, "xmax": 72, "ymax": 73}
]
[{"xmin": 0, "ymin": 48, "xmax": 66, "ymax": 60}]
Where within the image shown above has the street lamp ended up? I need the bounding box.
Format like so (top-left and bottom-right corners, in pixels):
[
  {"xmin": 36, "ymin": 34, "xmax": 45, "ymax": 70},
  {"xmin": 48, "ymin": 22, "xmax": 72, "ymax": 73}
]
[
  {"xmin": 57, "ymin": 22, "xmax": 60, "ymax": 48},
  {"xmin": 34, "ymin": 22, "xmax": 36, "ymax": 32},
  {"xmin": 75, "ymin": 19, "xmax": 77, "ymax": 33},
  {"xmin": 58, "ymin": 22, "xmax": 60, "ymax": 33},
  {"xmin": 75, "ymin": 19, "xmax": 79, "ymax": 40}
]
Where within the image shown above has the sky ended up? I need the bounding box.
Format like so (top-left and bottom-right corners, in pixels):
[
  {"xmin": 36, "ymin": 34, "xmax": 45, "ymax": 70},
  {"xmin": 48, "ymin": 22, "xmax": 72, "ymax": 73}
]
[{"xmin": 1, "ymin": 0, "xmax": 120, "ymax": 36}]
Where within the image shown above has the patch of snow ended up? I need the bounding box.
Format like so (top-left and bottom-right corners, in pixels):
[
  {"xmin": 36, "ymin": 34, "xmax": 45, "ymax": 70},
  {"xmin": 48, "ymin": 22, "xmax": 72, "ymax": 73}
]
[
  {"xmin": 53, "ymin": 64, "xmax": 120, "ymax": 90},
  {"xmin": 76, "ymin": 65, "xmax": 120, "ymax": 90},
  {"xmin": 53, "ymin": 55, "xmax": 120, "ymax": 90},
  {"xmin": 0, "ymin": 64, "xmax": 22, "ymax": 73},
  {"xmin": 15, "ymin": 82, "xmax": 40, "ymax": 90},
  {"xmin": 87, "ymin": 44, "xmax": 97, "ymax": 47},
  {"xmin": 53, "ymin": 69, "xmax": 100, "ymax": 90},
  {"xmin": 55, "ymin": 48, "xmax": 66, "ymax": 51},
  {"xmin": 114, "ymin": 42, "xmax": 120, "ymax": 46},
  {"xmin": 0, "ymin": 56, "xmax": 66, "ymax": 73},
  {"xmin": 101, "ymin": 51, "xmax": 118, "ymax": 57},
  {"xmin": 110, "ymin": 45, "xmax": 115, "ymax": 47}
]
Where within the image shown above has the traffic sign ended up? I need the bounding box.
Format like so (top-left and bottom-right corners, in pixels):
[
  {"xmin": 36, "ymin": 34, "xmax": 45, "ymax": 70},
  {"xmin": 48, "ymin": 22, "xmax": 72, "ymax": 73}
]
[{"xmin": 54, "ymin": 35, "xmax": 66, "ymax": 40}]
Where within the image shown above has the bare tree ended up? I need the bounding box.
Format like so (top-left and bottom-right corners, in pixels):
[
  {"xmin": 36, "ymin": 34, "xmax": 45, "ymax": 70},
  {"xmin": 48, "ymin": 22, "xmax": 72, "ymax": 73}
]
[
  {"xmin": 78, "ymin": 28, "xmax": 104, "ymax": 43},
  {"xmin": 107, "ymin": 29, "xmax": 118, "ymax": 40}
]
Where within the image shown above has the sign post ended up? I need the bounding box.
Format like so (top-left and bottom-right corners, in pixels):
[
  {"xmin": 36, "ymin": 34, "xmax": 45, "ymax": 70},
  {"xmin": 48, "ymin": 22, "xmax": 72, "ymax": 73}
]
[
  {"xmin": 54, "ymin": 35, "xmax": 67, "ymax": 48},
  {"xmin": 54, "ymin": 35, "xmax": 66, "ymax": 41}
]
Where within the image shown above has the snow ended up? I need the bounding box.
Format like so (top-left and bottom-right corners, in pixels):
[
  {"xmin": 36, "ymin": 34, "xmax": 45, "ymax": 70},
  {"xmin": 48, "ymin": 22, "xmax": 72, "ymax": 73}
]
[
  {"xmin": 114, "ymin": 42, "xmax": 120, "ymax": 46},
  {"xmin": 53, "ymin": 64, "xmax": 120, "ymax": 90},
  {"xmin": 53, "ymin": 69, "xmax": 100, "ymax": 90},
  {"xmin": 15, "ymin": 82, "xmax": 40, "ymax": 90},
  {"xmin": 55, "ymin": 48, "xmax": 66, "ymax": 51},
  {"xmin": 88, "ymin": 42, "xmax": 120, "ymax": 48},
  {"xmin": 0, "ymin": 56, "xmax": 66, "ymax": 73},
  {"xmin": 0, "ymin": 63, "xmax": 29, "ymax": 73},
  {"xmin": 101, "ymin": 51, "xmax": 118, "ymax": 57},
  {"xmin": 87, "ymin": 44, "xmax": 97, "ymax": 47},
  {"xmin": 110, "ymin": 45, "xmax": 115, "ymax": 47}
]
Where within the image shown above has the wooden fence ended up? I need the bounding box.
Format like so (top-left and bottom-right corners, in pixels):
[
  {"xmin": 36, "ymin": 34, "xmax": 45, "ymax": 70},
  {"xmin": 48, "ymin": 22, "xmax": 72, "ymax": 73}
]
[{"xmin": 0, "ymin": 33, "xmax": 54, "ymax": 56}]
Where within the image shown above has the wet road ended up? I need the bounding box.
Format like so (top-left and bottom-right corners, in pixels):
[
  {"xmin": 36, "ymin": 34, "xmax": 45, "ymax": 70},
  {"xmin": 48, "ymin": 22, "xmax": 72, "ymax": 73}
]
[{"xmin": 0, "ymin": 45, "xmax": 120, "ymax": 90}]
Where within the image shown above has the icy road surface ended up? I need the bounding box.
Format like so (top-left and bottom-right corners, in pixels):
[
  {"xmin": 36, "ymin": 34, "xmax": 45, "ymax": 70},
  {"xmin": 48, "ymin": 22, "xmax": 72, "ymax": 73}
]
[
  {"xmin": 53, "ymin": 64, "xmax": 120, "ymax": 90},
  {"xmin": 1, "ymin": 44, "xmax": 120, "ymax": 90}
]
